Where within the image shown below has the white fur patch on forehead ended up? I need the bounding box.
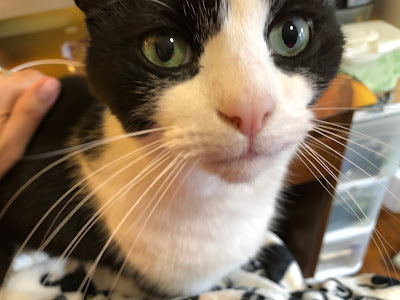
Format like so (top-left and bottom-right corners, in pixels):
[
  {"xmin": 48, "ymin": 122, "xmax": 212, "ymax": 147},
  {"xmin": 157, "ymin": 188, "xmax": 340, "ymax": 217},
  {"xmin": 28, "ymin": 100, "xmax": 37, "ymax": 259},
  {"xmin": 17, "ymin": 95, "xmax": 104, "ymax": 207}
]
[
  {"xmin": 199, "ymin": 0, "xmax": 279, "ymax": 105},
  {"xmin": 226, "ymin": 0, "xmax": 270, "ymax": 27}
]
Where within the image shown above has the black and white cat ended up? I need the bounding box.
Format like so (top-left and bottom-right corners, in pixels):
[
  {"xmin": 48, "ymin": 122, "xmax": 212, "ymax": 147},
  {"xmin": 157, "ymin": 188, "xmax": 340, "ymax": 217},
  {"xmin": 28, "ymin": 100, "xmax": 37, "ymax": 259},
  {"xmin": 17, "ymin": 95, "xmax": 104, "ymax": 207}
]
[{"xmin": 0, "ymin": 0, "xmax": 343, "ymax": 297}]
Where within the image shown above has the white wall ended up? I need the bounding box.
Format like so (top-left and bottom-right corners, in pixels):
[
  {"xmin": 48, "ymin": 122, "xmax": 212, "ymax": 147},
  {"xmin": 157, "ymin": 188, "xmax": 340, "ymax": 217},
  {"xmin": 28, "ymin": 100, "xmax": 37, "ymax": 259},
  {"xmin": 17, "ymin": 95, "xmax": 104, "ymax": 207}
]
[
  {"xmin": 373, "ymin": 0, "xmax": 400, "ymax": 28},
  {"xmin": 0, "ymin": 0, "xmax": 74, "ymax": 21}
]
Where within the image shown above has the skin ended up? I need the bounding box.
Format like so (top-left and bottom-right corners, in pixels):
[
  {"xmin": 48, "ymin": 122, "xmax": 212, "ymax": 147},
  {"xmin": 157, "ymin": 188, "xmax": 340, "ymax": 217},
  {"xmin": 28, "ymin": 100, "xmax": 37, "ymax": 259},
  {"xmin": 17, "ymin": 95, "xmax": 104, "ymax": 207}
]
[{"xmin": 0, "ymin": 70, "xmax": 61, "ymax": 178}]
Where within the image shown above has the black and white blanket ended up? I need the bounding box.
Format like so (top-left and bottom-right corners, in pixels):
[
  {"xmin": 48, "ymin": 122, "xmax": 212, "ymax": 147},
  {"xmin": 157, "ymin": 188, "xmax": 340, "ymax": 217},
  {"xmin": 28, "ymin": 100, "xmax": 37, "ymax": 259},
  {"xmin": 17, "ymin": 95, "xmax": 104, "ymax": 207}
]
[{"xmin": 1, "ymin": 232, "xmax": 399, "ymax": 300}]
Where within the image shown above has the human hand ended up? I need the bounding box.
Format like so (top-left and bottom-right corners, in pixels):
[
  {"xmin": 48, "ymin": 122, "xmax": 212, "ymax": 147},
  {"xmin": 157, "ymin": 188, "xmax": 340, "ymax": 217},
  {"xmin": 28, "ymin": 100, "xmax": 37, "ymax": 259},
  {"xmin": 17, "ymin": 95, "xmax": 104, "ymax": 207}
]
[{"xmin": 0, "ymin": 70, "xmax": 61, "ymax": 178}]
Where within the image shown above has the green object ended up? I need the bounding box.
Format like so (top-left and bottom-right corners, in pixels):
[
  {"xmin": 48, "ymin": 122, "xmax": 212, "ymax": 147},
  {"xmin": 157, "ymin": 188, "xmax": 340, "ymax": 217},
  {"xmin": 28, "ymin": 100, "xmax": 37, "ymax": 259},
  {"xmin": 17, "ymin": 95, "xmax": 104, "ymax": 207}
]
[
  {"xmin": 142, "ymin": 34, "xmax": 191, "ymax": 68},
  {"xmin": 340, "ymin": 50, "xmax": 400, "ymax": 94}
]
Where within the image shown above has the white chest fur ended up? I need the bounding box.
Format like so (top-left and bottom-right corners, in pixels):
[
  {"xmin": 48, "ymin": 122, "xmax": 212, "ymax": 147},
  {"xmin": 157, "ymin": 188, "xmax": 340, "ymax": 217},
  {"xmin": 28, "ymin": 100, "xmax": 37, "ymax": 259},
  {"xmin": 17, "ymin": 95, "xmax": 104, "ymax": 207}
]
[{"xmin": 76, "ymin": 113, "xmax": 290, "ymax": 296}]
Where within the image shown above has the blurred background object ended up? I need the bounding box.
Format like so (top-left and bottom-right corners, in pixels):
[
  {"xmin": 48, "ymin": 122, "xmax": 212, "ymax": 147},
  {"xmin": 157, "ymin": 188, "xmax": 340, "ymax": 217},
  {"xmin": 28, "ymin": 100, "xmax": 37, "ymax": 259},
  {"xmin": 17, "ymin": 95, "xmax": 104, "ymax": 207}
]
[
  {"xmin": 314, "ymin": 1, "xmax": 400, "ymax": 280},
  {"xmin": 373, "ymin": 0, "xmax": 400, "ymax": 29},
  {"xmin": 0, "ymin": 6, "xmax": 85, "ymax": 77},
  {"xmin": 335, "ymin": 0, "xmax": 374, "ymax": 25},
  {"xmin": 0, "ymin": 0, "xmax": 73, "ymax": 22}
]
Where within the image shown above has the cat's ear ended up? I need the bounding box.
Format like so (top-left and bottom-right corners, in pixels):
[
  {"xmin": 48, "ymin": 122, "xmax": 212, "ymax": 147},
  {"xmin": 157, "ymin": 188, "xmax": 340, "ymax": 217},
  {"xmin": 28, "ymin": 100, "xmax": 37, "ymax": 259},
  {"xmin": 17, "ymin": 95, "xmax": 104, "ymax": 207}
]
[{"xmin": 74, "ymin": 0, "xmax": 100, "ymax": 14}]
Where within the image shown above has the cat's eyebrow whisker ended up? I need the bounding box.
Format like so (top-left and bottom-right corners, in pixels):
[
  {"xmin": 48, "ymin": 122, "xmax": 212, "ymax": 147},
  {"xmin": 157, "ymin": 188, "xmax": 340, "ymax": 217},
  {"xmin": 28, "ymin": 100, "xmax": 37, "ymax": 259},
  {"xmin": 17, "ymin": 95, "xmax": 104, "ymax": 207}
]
[
  {"xmin": 0, "ymin": 126, "xmax": 173, "ymax": 222},
  {"xmin": 308, "ymin": 129, "xmax": 400, "ymax": 205},
  {"xmin": 41, "ymin": 145, "xmax": 176, "ymax": 286},
  {"xmin": 298, "ymin": 143, "xmax": 397, "ymax": 280},
  {"xmin": 40, "ymin": 140, "xmax": 163, "ymax": 246},
  {"xmin": 77, "ymin": 153, "xmax": 182, "ymax": 294},
  {"xmin": 4, "ymin": 141, "xmax": 169, "ymax": 288},
  {"xmin": 149, "ymin": 0, "xmax": 177, "ymax": 14},
  {"xmin": 107, "ymin": 157, "xmax": 197, "ymax": 298}
]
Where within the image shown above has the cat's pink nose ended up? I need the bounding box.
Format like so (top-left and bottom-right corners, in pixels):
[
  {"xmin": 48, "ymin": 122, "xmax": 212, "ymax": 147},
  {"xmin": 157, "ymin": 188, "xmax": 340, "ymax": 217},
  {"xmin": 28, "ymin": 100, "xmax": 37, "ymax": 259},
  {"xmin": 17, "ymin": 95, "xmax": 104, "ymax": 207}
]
[{"xmin": 219, "ymin": 100, "xmax": 275, "ymax": 138}]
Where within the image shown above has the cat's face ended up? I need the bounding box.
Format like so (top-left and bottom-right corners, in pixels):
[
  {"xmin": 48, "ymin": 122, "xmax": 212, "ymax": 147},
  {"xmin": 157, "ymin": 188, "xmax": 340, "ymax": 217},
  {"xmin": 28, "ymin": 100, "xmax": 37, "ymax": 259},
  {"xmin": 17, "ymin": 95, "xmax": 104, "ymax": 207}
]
[{"xmin": 76, "ymin": 0, "xmax": 343, "ymax": 183}]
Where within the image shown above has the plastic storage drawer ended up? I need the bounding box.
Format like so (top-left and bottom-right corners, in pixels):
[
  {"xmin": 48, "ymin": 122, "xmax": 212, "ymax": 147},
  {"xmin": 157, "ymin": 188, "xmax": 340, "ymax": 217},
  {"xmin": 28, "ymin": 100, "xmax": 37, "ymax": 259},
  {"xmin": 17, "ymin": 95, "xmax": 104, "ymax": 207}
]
[
  {"xmin": 325, "ymin": 177, "xmax": 389, "ymax": 233},
  {"xmin": 316, "ymin": 225, "xmax": 374, "ymax": 281}
]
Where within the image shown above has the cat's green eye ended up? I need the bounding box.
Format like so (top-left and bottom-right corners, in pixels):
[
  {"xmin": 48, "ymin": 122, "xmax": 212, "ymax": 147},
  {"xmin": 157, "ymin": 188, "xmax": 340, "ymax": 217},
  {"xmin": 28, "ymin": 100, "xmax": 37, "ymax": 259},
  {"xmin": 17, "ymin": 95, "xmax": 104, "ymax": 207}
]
[
  {"xmin": 269, "ymin": 17, "xmax": 310, "ymax": 57},
  {"xmin": 142, "ymin": 34, "xmax": 192, "ymax": 68}
]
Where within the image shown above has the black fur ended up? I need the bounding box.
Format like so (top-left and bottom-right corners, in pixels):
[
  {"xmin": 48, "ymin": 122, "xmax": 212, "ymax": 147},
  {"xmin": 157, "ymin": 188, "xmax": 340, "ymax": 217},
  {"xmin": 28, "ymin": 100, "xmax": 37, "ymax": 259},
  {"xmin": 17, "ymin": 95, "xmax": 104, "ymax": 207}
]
[
  {"xmin": 0, "ymin": 77, "xmax": 118, "ymax": 284},
  {"xmin": 268, "ymin": 0, "xmax": 344, "ymax": 102},
  {"xmin": 83, "ymin": 0, "xmax": 224, "ymax": 132}
]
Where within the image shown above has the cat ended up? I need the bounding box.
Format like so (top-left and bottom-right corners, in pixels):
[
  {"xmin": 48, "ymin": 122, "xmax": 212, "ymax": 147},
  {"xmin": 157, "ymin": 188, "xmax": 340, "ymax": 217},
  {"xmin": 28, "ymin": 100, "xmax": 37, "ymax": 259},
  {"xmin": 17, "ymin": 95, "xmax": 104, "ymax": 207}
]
[{"xmin": 0, "ymin": 0, "xmax": 343, "ymax": 297}]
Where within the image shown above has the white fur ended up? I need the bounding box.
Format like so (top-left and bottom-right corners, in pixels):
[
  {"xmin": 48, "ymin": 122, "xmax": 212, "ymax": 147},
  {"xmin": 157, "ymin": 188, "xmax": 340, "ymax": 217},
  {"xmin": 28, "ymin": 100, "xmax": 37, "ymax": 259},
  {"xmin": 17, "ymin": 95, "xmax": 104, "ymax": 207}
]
[{"xmin": 78, "ymin": 0, "xmax": 315, "ymax": 296}]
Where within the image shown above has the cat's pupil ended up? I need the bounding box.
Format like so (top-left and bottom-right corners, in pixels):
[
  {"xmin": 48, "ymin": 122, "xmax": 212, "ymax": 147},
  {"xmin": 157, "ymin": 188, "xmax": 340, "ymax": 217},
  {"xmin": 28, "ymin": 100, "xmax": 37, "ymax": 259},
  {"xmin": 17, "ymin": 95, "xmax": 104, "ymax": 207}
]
[
  {"xmin": 282, "ymin": 21, "xmax": 299, "ymax": 49},
  {"xmin": 154, "ymin": 36, "xmax": 175, "ymax": 63}
]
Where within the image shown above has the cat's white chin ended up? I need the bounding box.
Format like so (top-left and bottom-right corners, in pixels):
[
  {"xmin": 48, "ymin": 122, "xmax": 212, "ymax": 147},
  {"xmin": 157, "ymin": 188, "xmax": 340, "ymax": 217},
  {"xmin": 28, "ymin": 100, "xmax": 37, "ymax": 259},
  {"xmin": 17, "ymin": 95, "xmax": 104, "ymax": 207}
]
[{"xmin": 202, "ymin": 144, "xmax": 297, "ymax": 184}]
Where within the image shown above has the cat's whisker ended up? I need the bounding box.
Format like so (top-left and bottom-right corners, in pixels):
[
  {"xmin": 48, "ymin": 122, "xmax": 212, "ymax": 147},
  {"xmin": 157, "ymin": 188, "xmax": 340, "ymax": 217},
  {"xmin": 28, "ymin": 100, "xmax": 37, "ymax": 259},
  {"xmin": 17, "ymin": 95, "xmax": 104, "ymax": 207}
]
[
  {"xmin": 307, "ymin": 130, "xmax": 400, "ymax": 205},
  {"xmin": 301, "ymin": 142, "xmax": 391, "ymax": 235},
  {"xmin": 0, "ymin": 127, "xmax": 173, "ymax": 222},
  {"xmin": 40, "ymin": 184, "xmax": 89, "ymax": 246},
  {"xmin": 372, "ymin": 228, "xmax": 399, "ymax": 282},
  {"xmin": 23, "ymin": 127, "xmax": 173, "ymax": 160},
  {"xmin": 40, "ymin": 140, "xmax": 163, "ymax": 245},
  {"xmin": 297, "ymin": 144, "xmax": 397, "ymax": 280},
  {"xmin": 298, "ymin": 143, "xmax": 365, "ymax": 222},
  {"xmin": 311, "ymin": 107, "xmax": 400, "ymax": 112},
  {"xmin": 41, "ymin": 146, "xmax": 175, "ymax": 286},
  {"xmin": 314, "ymin": 125, "xmax": 400, "ymax": 163},
  {"xmin": 316, "ymin": 124, "xmax": 400, "ymax": 142},
  {"xmin": 56, "ymin": 150, "xmax": 176, "ymax": 295},
  {"xmin": 3, "ymin": 141, "xmax": 169, "ymax": 288},
  {"xmin": 313, "ymin": 119, "xmax": 400, "ymax": 151},
  {"xmin": 313, "ymin": 125, "xmax": 394, "ymax": 166},
  {"xmin": 375, "ymin": 229, "xmax": 399, "ymax": 255},
  {"xmin": 107, "ymin": 156, "xmax": 198, "ymax": 298},
  {"xmin": 303, "ymin": 137, "xmax": 400, "ymax": 226},
  {"xmin": 301, "ymin": 141, "xmax": 400, "ymax": 280},
  {"xmin": 294, "ymin": 150, "xmax": 357, "ymax": 226},
  {"xmin": 77, "ymin": 153, "xmax": 182, "ymax": 295}
]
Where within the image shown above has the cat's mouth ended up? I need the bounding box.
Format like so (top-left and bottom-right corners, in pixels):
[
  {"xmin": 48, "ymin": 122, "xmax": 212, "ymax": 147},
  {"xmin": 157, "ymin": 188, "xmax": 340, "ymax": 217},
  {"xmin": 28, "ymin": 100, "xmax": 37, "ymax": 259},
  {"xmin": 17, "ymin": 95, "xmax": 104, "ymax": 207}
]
[{"xmin": 212, "ymin": 140, "xmax": 296, "ymax": 165}]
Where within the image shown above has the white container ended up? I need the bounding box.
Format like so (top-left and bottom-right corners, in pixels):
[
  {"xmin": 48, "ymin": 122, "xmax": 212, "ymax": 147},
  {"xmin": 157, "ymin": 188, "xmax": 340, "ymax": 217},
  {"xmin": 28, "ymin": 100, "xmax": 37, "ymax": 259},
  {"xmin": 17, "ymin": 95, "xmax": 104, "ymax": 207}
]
[
  {"xmin": 316, "ymin": 225, "xmax": 374, "ymax": 281},
  {"xmin": 336, "ymin": 4, "xmax": 373, "ymax": 25},
  {"xmin": 383, "ymin": 168, "xmax": 400, "ymax": 214},
  {"xmin": 342, "ymin": 20, "xmax": 400, "ymax": 64},
  {"xmin": 339, "ymin": 103, "xmax": 400, "ymax": 182},
  {"xmin": 341, "ymin": 21, "xmax": 400, "ymax": 94},
  {"xmin": 315, "ymin": 103, "xmax": 400, "ymax": 280},
  {"xmin": 326, "ymin": 177, "xmax": 389, "ymax": 233}
]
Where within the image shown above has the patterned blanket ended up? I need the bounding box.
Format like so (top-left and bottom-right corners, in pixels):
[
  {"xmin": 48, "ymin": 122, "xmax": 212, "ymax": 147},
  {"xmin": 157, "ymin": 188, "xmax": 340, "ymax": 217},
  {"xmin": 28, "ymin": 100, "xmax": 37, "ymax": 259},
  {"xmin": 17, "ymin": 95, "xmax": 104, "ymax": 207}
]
[{"xmin": 1, "ymin": 232, "xmax": 399, "ymax": 300}]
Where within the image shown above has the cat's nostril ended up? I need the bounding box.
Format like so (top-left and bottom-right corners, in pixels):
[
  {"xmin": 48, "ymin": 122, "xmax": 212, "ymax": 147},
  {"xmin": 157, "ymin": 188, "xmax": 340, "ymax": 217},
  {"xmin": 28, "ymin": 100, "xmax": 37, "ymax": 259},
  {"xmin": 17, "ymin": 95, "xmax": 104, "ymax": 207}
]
[
  {"xmin": 230, "ymin": 116, "xmax": 242, "ymax": 129},
  {"xmin": 218, "ymin": 100, "xmax": 275, "ymax": 138},
  {"xmin": 219, "ymin": 112, "xmax": 243, "ymax": 129}
]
